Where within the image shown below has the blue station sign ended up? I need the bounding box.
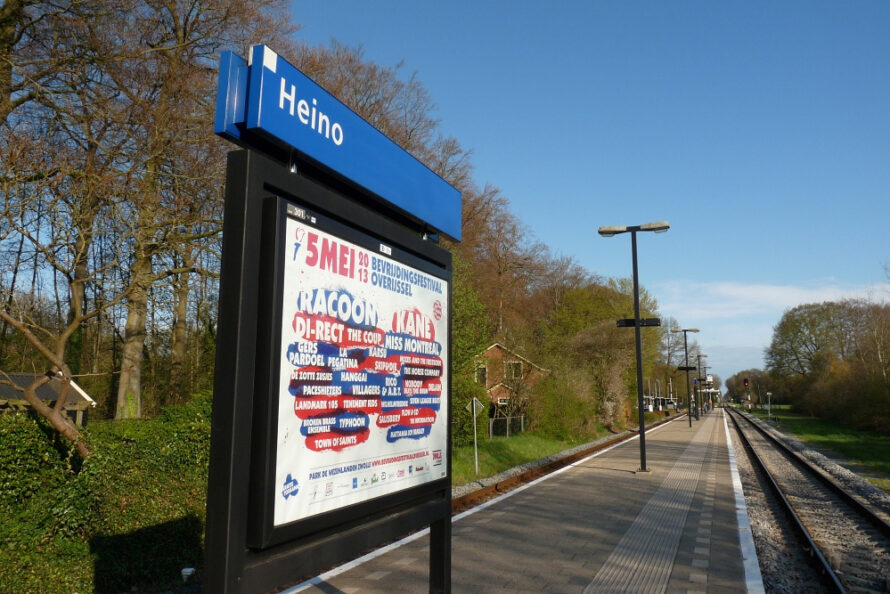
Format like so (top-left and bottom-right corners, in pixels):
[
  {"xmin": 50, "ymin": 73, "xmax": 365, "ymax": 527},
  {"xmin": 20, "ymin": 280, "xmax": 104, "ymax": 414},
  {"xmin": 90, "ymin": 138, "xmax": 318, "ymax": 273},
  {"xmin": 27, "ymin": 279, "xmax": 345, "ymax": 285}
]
[{"xmin": 215, "ymin": 45, "xmax": 461, "ymax": 241}]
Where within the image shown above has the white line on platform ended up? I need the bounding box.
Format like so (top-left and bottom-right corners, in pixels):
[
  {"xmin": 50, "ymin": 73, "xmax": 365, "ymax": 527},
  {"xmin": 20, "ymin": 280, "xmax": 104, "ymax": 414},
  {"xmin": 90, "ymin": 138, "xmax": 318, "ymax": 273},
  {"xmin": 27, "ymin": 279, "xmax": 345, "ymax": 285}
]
[{"xmin": 722, "ymin": 409, "xmax": 766, "ymax": 594}]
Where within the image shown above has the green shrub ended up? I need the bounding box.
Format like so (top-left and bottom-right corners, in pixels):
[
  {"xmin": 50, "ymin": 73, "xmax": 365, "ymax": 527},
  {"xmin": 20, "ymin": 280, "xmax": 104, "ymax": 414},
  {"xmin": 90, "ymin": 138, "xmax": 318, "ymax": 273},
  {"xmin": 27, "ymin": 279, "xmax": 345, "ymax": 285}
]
[
  {"xmin": 0, "ymin": 391, "xmax": 213, "ymax": 592},
  {"xmin": 0, "ymin": 412, "xmax": 96, "ymax": 592},
  {"xmin": 0, "ymin": 412, "xmax": 67, "ymax": 507},
  {"xmin": 528, "ymin": 375, "xmax": 603, "ymax": 441},
  {"xmin": 451, "ymin": 373, "xmax": 487, "ymax": 447},
  {"xmin": 0, "ymin": 412, "xmax": 96, "ymax": 538}
]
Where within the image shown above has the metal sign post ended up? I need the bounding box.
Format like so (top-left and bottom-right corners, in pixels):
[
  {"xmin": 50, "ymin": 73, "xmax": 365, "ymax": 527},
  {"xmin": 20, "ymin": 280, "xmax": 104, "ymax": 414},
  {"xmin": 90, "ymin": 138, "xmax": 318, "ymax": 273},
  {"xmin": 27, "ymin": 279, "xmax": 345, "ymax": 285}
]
[{"xmin": 466, "ymin": 397, "xmax": 485, "ymax": 475}]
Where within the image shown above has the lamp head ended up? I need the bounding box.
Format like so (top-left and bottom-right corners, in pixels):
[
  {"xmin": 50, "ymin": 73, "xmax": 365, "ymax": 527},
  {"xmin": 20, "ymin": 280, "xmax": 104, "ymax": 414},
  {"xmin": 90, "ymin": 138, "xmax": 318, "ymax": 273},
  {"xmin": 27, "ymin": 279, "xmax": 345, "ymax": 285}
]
[
  {"xmin": 598, "ymin": 221, "xmax": 669, "ymax": 236},
  {"xmin": 598, "ymin": 225, "xmax": 626, "ymax": 237}
]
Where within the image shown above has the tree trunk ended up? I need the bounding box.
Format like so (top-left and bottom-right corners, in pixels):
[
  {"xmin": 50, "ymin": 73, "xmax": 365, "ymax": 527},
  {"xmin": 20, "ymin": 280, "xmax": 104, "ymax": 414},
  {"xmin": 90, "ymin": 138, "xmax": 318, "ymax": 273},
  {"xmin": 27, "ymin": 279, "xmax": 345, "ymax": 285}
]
[
  {"xmin": 24, "ymin": 377, "xmax": 90, "ymax": 459},
  {"xmin": 115, "ymin": 252, "xmax": 151, "ymax": 419},
  {"xmin": 0, "ymin": 227, "xmax": 25, "ymax": 359},
  {"xmin": 168, "ymin": 263, "xmax": 191, "ymax": 405},
  {"xmin": 0, "ymin": 0, "xmax": 24, "ymax": 124},
  {"xmin": 0, "ymin": 309, "xmax": 90, "ymax": 458}
]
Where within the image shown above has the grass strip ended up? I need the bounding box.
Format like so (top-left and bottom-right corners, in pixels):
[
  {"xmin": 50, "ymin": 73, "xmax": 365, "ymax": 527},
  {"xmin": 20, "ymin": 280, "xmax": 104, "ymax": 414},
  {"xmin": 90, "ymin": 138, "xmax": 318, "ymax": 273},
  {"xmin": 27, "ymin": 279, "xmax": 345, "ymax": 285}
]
[
  {"xmin": 451, "ymin": 411, "xmax": 671, "ymax": 487},
  {"xmin": 452, "ymin": 433, "xmax": 580, "ymax": 487},
  {"xmin": 749, "ymin": 406, "xmax": 890, "ymax": 492}
]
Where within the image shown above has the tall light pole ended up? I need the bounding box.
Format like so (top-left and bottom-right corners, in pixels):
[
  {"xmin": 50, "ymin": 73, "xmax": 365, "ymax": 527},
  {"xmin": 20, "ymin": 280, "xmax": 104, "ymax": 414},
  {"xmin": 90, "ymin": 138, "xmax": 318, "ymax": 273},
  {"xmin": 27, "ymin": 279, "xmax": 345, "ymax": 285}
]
[
  {"xmin": 701, "ymin": 363, "xmax": 711, "ymax": 413},
  {"xmin": 599, "ymin": 221, "xmax": 669, "ymax": 472},
  {"xmin": 672, "ymin": 327, "xmax": 699, "ymax": 428},
  {"xmin": 696, "ymin": 353, "xmax": 707, "ymax": 420}
]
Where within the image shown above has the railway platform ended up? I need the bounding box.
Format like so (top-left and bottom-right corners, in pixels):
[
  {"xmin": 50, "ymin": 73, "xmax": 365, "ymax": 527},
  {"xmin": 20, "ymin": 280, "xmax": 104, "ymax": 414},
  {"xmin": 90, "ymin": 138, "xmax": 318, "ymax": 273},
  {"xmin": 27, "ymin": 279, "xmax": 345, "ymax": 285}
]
[{"xmin": 289, "ymin": 409, "xmax": 764, "ymax": 593}]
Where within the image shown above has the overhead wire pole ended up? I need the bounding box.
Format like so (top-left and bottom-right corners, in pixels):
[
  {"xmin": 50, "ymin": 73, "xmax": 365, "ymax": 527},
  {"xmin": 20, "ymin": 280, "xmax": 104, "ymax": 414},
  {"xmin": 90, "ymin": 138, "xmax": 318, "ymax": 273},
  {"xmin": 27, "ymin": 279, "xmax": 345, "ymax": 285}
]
[{"xmin": 599, "ymin": 221, "xmax": 669, "ymax": 472}]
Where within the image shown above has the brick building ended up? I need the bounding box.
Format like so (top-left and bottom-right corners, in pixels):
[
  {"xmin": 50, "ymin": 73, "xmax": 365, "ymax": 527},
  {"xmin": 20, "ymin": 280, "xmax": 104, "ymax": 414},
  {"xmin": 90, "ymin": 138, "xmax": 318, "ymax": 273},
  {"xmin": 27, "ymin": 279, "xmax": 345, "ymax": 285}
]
[{"xmin": 474, "ymin": 343, "xmax": 547, "ymax": 414}]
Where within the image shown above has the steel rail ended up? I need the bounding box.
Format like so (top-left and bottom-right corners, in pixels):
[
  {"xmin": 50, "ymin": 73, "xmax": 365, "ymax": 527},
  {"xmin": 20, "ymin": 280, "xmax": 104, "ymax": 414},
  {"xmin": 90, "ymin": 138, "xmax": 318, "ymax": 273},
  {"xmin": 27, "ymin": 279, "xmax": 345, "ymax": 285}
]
[
  {"xmin": 727, "ymin": 407, "xmax": 845, "ymax": 593},
  {"xmin": 731, "ymin": 407, "xmax": 890, "ymax": 539}
]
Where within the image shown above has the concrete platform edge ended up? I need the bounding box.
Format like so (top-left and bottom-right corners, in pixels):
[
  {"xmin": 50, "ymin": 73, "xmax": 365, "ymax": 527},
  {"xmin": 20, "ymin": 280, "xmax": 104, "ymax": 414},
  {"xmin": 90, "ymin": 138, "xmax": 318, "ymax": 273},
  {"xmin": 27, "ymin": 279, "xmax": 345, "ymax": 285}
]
[{"xmin": 722, "ymin": 409, "xmax": 765, "ymax": 594}]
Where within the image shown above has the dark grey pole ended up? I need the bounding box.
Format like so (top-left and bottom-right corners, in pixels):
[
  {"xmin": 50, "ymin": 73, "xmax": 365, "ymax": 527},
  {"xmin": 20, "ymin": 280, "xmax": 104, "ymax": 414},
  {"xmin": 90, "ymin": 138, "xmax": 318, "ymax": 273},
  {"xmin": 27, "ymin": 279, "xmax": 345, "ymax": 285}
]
[
  {"xmin": 683, "ymin": 330, "xmax": 692, "ymax": 428},
  {"xmin": 598, "ymin": 221, "xmax": 668, "ymax": 472},
  {"xmin": 630, "ymin": 230, "xmax": 647, "ymax": 472},
  {"xmin": 695, "ymin": 354, "xmax": 702, "ymax": 420},
  {"xmin": 701, "ymin": 364, "xmax": 711, "ymax": 414}
]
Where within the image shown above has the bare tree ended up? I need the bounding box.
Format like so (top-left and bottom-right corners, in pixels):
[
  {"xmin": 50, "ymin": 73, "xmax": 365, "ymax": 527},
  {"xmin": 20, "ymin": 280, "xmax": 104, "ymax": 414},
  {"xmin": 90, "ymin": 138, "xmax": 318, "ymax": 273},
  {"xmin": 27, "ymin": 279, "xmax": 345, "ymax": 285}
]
[
  {"xmin": 0, "ymin": 1, "xmax": 298, "ymax": 456},
  {"xmin": 75, "ymin": 0, "xmax": 298, "ymax": 418}
]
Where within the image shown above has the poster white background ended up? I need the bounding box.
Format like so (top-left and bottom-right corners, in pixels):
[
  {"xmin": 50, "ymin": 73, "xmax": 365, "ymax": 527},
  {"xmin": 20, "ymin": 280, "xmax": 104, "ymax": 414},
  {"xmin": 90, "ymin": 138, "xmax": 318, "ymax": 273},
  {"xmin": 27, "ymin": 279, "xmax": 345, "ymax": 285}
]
[{"xmin": 274, "ymin": 215, "xmax": 449, "ymax": 526}]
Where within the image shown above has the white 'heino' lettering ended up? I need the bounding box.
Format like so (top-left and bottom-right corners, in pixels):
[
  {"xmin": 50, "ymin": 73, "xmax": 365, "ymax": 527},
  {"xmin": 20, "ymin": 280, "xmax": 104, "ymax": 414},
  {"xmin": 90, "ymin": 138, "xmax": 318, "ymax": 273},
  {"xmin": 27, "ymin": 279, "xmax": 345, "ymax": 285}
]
[{"xmin": 279, "ymin": 78, "xmax": 345, "ymax": 146}]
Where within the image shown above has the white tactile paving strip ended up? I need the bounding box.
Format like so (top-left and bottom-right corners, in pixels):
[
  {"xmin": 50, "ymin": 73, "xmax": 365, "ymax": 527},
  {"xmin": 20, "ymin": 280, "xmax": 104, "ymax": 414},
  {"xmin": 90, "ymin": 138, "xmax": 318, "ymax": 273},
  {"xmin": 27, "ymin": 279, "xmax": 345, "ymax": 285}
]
[{"xmin": 583, "ymin": 416, "xmax": 715, "ymax": 593}]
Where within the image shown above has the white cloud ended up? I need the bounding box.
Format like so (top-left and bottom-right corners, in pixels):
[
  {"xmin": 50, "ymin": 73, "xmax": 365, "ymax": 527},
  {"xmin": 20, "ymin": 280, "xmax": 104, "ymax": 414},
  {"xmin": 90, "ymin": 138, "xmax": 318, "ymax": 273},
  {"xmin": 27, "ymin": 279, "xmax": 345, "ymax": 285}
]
[
  {"xmin": 657, "ymin": 280, "xmax": 888, "ymax": 331},
  {"xmin": 654, "ymin": 279, "xmax": 889, "ymax": 381}
]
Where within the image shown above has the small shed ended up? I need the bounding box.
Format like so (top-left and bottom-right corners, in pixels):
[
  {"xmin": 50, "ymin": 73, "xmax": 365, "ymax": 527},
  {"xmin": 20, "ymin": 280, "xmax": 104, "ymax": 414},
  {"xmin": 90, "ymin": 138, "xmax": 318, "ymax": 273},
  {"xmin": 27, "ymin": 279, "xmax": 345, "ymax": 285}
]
[{"xmin": 0, "ymin": 372, "xmax": 96, "ymax": 426}]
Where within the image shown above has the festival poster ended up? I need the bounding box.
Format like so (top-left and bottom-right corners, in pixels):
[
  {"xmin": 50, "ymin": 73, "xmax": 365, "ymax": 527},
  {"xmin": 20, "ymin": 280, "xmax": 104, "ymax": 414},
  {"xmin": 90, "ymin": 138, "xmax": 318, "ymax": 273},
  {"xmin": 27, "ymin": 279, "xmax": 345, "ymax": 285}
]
[{"xmin": 273, "ymin": 213, "xmax": 449, "ymax": 526}]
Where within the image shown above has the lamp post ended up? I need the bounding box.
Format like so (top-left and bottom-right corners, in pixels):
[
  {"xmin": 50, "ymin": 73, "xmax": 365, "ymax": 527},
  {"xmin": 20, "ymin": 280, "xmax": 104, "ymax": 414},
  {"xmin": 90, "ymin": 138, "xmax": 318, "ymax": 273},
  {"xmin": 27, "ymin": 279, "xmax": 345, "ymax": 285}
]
[
  {"xmin": 599, "ymin": 221, "xmax": 669, "ymax": 472},
  {"xmin": 655, "ymin": 379, "xmax": 661, "ymax": 409},
  {"xmin": 672, "ymin": 327, "xmax": 699, "ymax": 428},
  {"xmin": 701, "ymin": 364, "xmax": 711, "ymax": 414},
  {"xmin": 696, "ymin": 354, "xmax": 707, "ymax": 420}
]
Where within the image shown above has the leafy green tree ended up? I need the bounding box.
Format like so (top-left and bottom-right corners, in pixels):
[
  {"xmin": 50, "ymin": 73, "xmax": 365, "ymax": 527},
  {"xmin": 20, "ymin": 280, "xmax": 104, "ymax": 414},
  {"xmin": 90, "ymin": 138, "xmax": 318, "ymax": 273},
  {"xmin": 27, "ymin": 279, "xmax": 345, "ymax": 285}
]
[
  {"xmin": 764, "ymin": 299, "xmax": 890, "ymax": 428},
  {"xmin": 766, "ymin": 302, "xmax": 846, "ymax": 378},
  {"xmin": 533, "ymin": 282, "xmax": 643, "ymax": 427},
  {"xmin": 725, "ymin": 369, "xmax": 773, "ymax": 405},
  {"xmin": 450, "ymin": 253, "xmax": 490, "ymax": 445}
]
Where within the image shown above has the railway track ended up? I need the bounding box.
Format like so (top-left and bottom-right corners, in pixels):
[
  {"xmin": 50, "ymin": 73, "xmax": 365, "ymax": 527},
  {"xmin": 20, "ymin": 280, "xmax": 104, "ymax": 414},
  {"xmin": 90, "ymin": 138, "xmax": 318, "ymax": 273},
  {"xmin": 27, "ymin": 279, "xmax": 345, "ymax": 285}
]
[{"xmin": 727, "ymin": 407, "xmax": 890, "ymax": 593}]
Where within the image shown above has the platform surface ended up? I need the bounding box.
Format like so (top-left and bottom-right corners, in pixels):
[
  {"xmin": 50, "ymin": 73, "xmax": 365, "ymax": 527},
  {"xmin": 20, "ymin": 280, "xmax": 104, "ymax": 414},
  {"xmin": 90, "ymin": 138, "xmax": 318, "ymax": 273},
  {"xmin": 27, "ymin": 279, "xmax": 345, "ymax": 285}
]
[{"xmin": 290, "ymin": 409, "xmax": 763, "ymax": 593}]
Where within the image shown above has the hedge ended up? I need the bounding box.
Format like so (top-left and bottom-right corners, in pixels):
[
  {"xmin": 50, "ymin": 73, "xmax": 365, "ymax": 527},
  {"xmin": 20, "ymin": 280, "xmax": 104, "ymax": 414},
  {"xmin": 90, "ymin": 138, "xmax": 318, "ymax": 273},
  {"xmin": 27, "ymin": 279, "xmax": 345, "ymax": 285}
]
[{"xmin": 0, "ymin": 392, "xmax": 212, "ymax": 593}]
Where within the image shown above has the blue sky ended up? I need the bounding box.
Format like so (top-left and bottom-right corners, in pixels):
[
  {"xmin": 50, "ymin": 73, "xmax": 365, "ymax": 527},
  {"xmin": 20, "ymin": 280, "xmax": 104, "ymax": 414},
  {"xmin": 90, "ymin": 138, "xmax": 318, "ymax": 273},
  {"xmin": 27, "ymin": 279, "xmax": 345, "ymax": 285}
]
[{"xmin": 289, "ymin": 1, "xmax": 890, "ymax": 384}]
